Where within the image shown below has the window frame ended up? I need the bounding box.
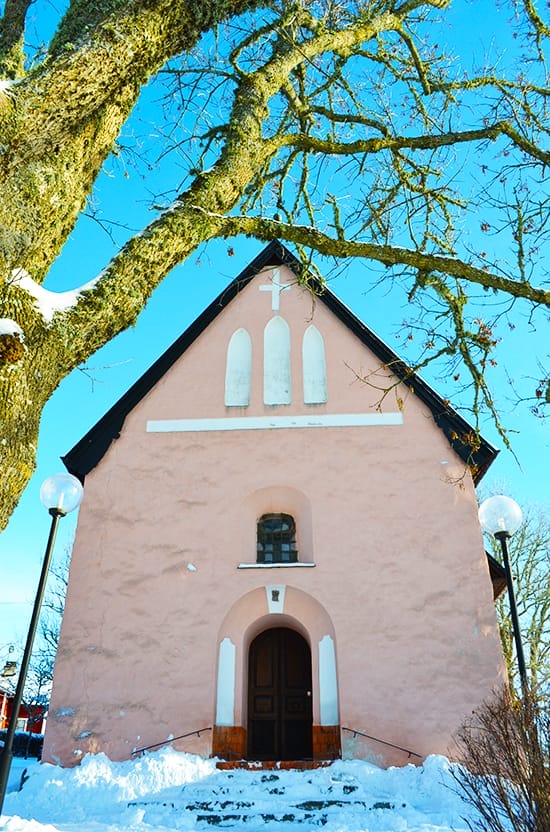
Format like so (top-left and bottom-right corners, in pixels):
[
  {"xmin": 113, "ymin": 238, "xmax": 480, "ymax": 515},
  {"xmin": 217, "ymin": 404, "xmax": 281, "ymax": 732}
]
[{"xmin": 256, "ymin": 513, "xmax": 298, "ymax": 564}]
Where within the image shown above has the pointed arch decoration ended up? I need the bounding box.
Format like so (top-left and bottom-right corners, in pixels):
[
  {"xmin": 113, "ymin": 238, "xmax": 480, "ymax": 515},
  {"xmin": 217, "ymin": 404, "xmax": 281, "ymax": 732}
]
[
  {"xmin": 225, "ymin": 328, "xmax": 252, "ymax": 406},
  {"xmin": 264, "ymin": 316, "xmax": 291, "ymax": 405},
  {"xmin": 302, "ymin": 325, "xmax": 327, "ymax": 404}
]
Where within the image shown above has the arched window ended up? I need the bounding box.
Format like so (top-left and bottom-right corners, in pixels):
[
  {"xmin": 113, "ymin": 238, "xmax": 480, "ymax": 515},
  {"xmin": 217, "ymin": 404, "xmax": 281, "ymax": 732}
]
[
  {"xmin": 257, "ymin": 514, "xmax": 297, "ymax": 563},
  {"xmin": 302, "ymin": 325, "xmax": 327, "ymax": 404},
  {"xmin": 264, "ymin": 316, "xmax": 291, "ymax": 405},
  {"xmin": 225, "ymin": 328, "xmax": 252, "ymax": 406}
]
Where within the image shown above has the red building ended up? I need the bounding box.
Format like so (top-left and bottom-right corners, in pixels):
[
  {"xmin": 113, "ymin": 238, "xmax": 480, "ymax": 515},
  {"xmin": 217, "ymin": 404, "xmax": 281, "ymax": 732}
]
[{"xmin": 0, "ymin": 668, "xmax": 47, "ymax": 735}]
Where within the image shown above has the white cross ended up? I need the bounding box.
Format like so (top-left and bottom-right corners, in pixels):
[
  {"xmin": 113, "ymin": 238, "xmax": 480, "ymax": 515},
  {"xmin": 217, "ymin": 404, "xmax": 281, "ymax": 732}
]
[{"xmin": 259, "ymin": 268, "xmax": 292, "ymax": 311}]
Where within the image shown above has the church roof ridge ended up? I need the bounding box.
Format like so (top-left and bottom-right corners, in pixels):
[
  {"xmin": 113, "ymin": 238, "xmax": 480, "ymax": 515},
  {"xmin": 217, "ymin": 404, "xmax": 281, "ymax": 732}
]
[{"xmin": 62, "ymin": 241, "xmax": 498, "ymax": 483}]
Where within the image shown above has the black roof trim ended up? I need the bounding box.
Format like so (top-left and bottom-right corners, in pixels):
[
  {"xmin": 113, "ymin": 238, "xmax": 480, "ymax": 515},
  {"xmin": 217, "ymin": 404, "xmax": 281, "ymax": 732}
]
[
  {"xmin": 486, "ymin": 552, "xmax": 507, "ymax": 600},
  {"xmin": 62, "ymin": 241, "xmax": 498, "ymax": 483}
]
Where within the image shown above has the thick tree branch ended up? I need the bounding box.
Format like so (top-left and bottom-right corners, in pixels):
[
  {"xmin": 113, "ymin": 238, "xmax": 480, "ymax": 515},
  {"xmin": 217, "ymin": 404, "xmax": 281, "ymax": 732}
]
[
  {"xmin": 276, "ymin": 122, "xmax": 549, "ymax": 163},
  {"xmin": 215, "ymin": 215, "xmax": 550, "ymax": 307},
  {"xmin": 0, "ymin": 0, "xmax": 266, "ymax": 280},
  {"xmin": 14, "ymin": 0, "xmax": 263, "ymax": 158},
  {"xmin": 0, "ymin": 0, "xmax": 32, "ymax": 78},
  {"xmin": 47, "ymin": 5, "xmax": 407, "ymax": 362}
]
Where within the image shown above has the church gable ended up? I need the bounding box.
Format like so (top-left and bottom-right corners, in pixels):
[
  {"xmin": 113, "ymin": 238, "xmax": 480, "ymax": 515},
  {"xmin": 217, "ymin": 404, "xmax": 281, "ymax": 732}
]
[
  {"xmin": 134, "ymin": 264, "xmax": 408, "ymax": 429},
  {"xmin": 63, "ymin": 242, "xmax": 497, "ymax": 482}
]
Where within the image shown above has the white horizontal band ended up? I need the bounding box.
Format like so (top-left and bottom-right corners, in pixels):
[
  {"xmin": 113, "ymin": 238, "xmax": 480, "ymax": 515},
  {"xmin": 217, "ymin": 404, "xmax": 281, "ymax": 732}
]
[{"xmin": 146, "ymin": 413, "xmax": 403, "ymax": 433}]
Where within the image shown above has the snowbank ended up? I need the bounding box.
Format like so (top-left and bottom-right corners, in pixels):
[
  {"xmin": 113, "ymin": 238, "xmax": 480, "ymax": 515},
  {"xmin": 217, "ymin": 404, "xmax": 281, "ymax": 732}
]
[{"xmin": 1, "ymin": 749, "xmax": 477, "ymax": 832}]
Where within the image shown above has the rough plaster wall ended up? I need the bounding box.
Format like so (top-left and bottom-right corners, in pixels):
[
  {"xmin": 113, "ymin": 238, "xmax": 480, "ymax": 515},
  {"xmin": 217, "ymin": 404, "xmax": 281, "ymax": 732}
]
[{"xmin": 44, "ymin": 266, "xmax": 505, "ymax": 766}]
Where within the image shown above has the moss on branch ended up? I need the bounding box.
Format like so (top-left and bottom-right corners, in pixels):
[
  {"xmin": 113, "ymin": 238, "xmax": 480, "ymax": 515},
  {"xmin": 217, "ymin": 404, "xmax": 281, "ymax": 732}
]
[
  {"xmin": 0, "ymin": 0, "xmax": 32, "ymax": 78},
  {"xmin": 217, "ymin": 216, "xmax": 550, "ymax": 307}
]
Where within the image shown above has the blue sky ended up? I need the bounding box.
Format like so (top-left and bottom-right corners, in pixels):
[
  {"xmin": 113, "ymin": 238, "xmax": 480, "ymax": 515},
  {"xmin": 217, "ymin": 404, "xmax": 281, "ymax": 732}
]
[{"xmin": 0, "ymin": 0, "xmax": 548, "ymax": 663}]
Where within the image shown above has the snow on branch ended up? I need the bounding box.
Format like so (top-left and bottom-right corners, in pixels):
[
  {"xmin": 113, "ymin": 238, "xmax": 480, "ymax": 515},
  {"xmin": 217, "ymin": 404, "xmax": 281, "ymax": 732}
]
[
  {"xmin": 10, "ymin": 268, "xmax": 99, "ymax": 323},
  {"xmin": 0, "ymin": 79, "xmax": 16, "ymax": 98},
  {"xmin": 0, "ymin": 318, "xmax": 23, "ymax": 337}
]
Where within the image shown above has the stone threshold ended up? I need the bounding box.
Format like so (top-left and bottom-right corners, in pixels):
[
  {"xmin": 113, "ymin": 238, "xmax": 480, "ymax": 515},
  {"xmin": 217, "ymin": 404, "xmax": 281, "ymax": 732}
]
[{"xmin": 215, "ymin": 759, "xmax": 336, "ymax": 771}]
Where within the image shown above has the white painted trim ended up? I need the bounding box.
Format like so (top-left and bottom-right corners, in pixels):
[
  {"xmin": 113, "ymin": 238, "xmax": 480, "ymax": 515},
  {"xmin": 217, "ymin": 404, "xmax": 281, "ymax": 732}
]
[
  {"xmin": 238, "ymin": 562, "xmax": 316, "ymax": 569},
  {"xmin": 266, "ymin": 585, "xmax": 286, "ymax": 614},
  {"xmin": 259, "ymin": 268, "xmax": 292, "ymax": 311},
  {"xmin": 319, "ymin": 635, "xmax": 339, "ymax": 726},
  {"xmin": 147, "ymin": 413, "xmax": 403, "ymax": 433},
  {"xmin": 215, "ymin": 638, "xmax": 236, "ymax": 727}
]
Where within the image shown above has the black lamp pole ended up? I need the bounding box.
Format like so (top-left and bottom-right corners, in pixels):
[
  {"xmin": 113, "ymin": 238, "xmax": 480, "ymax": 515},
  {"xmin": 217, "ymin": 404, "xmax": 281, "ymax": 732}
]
[
  {"xmin": 495, "ymin": 530, "xmax": 528, "ymax": 694},
  {"xmin": 0, "ymin": 508, "xmax": 64, "ymax": 816}
]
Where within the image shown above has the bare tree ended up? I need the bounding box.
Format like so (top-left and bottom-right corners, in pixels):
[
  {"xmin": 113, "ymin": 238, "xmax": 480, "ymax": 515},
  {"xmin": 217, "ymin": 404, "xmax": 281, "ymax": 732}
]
[
  {"xmin": 0, "ymin": 550, "xmax": 69, "ymax": 757},
  {"xmin": 488, "ymin": 506, "xmax": 550, "ymax": 701},
  {"xmin": 38, "ymin": 549, "xmax": 71, "ymax": 685},
  {"xmin": 452, "ymin": 688, "xmax": 550, "ymax": 832},
  {"xmin": 0, "ymin": 0, "xmax": 548, "ymax": 531}
]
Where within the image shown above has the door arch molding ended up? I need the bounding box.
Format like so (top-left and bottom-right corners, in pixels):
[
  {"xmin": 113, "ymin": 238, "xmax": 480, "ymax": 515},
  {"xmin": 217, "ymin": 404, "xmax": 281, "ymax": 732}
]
[{"xmin": 213, "ymin": 586, "xmax": 340, "ymax": 760}]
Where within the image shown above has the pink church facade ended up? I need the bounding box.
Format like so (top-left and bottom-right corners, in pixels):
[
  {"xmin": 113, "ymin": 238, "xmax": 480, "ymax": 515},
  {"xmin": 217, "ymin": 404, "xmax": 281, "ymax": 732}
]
[{"xmin": 44, "ymin": 243, "xmax": 506, "ymax": 768}]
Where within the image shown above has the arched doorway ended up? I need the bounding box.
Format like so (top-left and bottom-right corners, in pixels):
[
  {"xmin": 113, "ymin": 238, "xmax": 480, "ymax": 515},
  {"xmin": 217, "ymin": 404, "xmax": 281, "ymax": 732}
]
[{"xmin": 247, "ymin": 627, "xmax": 312, "ymax": 760}]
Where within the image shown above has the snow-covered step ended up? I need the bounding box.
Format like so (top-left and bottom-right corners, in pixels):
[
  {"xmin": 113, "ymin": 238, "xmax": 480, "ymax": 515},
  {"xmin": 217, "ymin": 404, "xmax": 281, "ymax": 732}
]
[
  {"xmin": 125, "ymin": 760, "xmax": 414, "ymax": 830},
  {"xmin": 166, "ymin": 771, "xmax": 364, "ymax": 802},
  {"xmin": 4, "ymin": 747, "xmax": 474, "ymax": 832},
  {"xmin": 193, "ymin": 809, "xmax": 328, "ymax": 827},
  {"xmin": 130, "ymin": 795, "xmax": 400, "ymax": 829},
  {"xmin": 131, "ymin": 804, "xmax": 398, "ymax": 829}
]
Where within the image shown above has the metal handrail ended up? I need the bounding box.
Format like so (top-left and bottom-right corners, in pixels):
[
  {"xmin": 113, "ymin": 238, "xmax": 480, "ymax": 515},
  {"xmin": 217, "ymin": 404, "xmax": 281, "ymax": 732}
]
[
  {"xmin": 341, "ymin": 726, "xmax": 421, "ymax": 759},
  {"xmin": 132, "ymin": 726, "xmax": 212, "ymax": 756}
]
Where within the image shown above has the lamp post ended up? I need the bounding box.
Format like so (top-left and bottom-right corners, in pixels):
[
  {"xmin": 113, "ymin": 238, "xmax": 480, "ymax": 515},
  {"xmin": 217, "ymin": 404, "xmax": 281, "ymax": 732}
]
[
  {"xmin": 0, "ymin": 473, "xmax": 83, "ymax": 816},
  {"xmin": 478, "ymin": 495, "xmax": 527, "ymax": 694}
]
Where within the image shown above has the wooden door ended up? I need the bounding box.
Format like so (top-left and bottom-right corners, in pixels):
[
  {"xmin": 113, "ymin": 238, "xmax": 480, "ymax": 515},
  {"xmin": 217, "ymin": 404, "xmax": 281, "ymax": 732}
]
[{"xmin": 248, "ymin": 627, "xmax": 313, "ymax": 760}]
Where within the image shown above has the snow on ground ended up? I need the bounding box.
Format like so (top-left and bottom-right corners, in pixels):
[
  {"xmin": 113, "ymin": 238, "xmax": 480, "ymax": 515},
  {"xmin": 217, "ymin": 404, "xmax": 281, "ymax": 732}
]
[{"xmin": 0, "ymin": 749, "xmax": 479, "ymax": 832}]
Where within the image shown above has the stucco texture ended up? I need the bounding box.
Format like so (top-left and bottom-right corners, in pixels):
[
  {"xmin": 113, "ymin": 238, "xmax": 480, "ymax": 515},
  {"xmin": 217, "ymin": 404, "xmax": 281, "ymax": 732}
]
[{"xmin": 44, "ymin": 264, "xmax": 505, "ymax": 768}]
